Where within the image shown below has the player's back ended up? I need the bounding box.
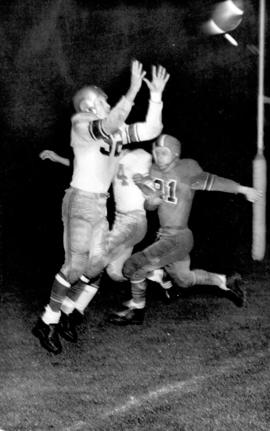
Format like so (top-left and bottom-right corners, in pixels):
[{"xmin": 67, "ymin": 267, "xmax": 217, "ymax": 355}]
[{"xmin": 113, "ymin": 149, "xmax": 152, "ymax": 213}]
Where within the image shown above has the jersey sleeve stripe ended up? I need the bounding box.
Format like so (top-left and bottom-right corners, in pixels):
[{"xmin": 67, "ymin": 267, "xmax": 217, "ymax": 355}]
[
  {"xmin": 88, "ymin": 120, "xmax": 110, "ymax": 140},
  {"xmin": 206, "ymin": 174, "xmax": 216, "ymax": 191},
  {"xmin": 124, "ymin": 126, "xmax": 131, "ymax": 144},
  {"xmin": 127, "ymin": 124, "xmax": 140, "ymax": 142}
]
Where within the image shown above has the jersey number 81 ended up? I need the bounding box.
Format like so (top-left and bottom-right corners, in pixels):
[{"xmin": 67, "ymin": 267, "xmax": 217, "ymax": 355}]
[{"xmin": 154, "ymin": 178, "xmax": 178, "ymax": 204}]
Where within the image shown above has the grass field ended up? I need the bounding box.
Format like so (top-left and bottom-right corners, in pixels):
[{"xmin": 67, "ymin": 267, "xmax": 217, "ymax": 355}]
[{"xmin": 1, "ymin": 259, "xmax": 270, "ymax": 431}]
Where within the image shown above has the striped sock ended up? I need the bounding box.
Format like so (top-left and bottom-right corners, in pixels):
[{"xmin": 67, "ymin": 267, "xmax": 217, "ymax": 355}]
[
  {"xmin": 49, "ymin": 272, "xmax": 71, "ymax": 313},
  {"xmin": 131, "ymin": 279, "xmax": 147, "ymax": 308}
]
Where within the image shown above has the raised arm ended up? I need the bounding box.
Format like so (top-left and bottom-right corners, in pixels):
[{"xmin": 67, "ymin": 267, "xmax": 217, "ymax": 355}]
[
  {"xmin": 102, "ymin": 60, "xmax": 146, "ymax": 134},
  {"xmin": 144, "ymin": 65, "xmax": 170, "ymax": 103},
  {"xmin": 121, "ymin": 64, "xmax": 170, "ymax": 144}
]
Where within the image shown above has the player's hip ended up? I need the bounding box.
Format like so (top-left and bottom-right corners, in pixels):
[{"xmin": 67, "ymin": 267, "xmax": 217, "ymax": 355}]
[
  {"xmin": 62, "ymin": 187, "xmax": 108, "ymax": 223},
  {"xmin": 108, "ymin": 210, "xmax": 147, "ymax": 249},
  {"xmin": 145, "ymin": 228, "xmax": 194, "ymax": 265}
]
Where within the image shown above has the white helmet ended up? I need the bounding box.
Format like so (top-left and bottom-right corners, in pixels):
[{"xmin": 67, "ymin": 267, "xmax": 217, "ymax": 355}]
[{"xmin": 72, "ymin": 85, "xmax": 108, "ymax": 113}]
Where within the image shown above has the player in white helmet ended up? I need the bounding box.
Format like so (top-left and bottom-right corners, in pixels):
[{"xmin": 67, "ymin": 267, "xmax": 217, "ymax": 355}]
[
  {"xmin": 32, "ymin": 60, "xmax": 170, "ymax": 354},
  {"xmin": 109, "ymin": 134, "xmax": 261, "ymax": 325}
]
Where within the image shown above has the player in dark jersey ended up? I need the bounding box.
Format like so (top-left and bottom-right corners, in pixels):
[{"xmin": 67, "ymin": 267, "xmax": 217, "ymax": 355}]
[{"xmin": 109, "ymin": 134, "xmax": 261, "ymax": 325}]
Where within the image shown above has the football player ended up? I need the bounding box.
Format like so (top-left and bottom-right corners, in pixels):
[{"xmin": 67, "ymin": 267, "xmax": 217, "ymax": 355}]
[
  {"xmin": 109, "ymin": 134, "xmax": 261, "ymax": 325},
  {"xmin": 32, "ymin": 61, "xmax": 170, "ymax": 354}
]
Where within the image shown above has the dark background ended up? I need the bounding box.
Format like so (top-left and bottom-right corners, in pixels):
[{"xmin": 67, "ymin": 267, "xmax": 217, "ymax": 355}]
[{"xmin": 0, "ymin": 0, "xmax": 269, "ymax": 288}]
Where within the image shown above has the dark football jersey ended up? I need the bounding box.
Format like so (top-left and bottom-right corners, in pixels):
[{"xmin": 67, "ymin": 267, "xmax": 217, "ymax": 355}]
[
  {"xmin": 151, "ymin": 158, "xmax": 241, "ymax": 228},
  {"xmin": 151, "ymin": 158, "xmax": 202, "ymax": 228}
]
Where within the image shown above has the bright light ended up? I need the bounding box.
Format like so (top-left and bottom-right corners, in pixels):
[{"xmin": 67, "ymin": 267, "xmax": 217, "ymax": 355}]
[
  {"xmin": 226, "ymin": 0, "xmax": 244, "ymax": 16},
  {"xmin": 224, "ymin": 33, "xmax": 239, "ymax": 46},
  {"xmin": 205, "ymin": 18, "xmax": 225, "ymax": 35},
  {"xmin": 202, "ymin": 0, "xmax": 244, "ymax": 44}
]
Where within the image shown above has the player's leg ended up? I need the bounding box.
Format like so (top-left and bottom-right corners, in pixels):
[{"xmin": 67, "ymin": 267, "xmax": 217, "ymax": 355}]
[
  {"xmin": 105, "ymin": 210, "xmax": 147, "ymax": 282},
  {"xmin": 106, "ymin": 246, "xmax": 133, "ymax": 282},
  {"xmin": 59, "ymin": 215, "xmax": 109, "ymax": 342},
  {"xmin": 32, "ymin": 189, "xmax": 100, "ymax": 353},
  {"xmin": 59, "ymin": 273, "xmax": 102, "ymax": 342},
  {"xmin": 109, "ymin": 232, "xmax": 190, "ymax": 325},
  {"xmin": 166, "ymin": 259, "xmax": 245, "ymax": 307},
  {"xmin": 123, "ymin": 227, "xmax": 193, "ymax": 282},
  {"xmin": 58, "ymin": 212, "xmax": 144, "ymax": 338},
  {"xmin": 107, "ymin": 211, "xmax": 147, "ymax": 259}
]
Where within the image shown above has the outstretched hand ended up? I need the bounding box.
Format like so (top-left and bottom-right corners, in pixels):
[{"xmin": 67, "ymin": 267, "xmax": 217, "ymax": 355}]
[
  {"xmin": 144, "ymin": 65, "xmax": 170, "ymax": 95},
  {"xmin": 39, "ymin": 150, "xmax": 59, "ymax": 162},
  {"xmin": 130, "ymin": 59, "xmax": 146, "ymax": 94},
  {"xmin": 243, "ymin": 187, "xmax": 263, "ymax": 203}
]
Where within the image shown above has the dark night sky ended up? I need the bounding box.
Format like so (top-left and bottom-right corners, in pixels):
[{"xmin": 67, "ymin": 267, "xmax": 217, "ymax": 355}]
[{"xmin": 0, "ymin": 0, "xmax": 269, "ymax": 282}]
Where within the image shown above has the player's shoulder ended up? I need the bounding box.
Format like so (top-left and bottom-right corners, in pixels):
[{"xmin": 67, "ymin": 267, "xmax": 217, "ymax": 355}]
[
  {"xmin": 179, "ymin": 158, "xmax": 202, "ymax": 174},
  {"xmin": 131, "ymin": 148, "xmax": 151, "ymax": 159},
  {"xmin": 71, "ymin": 112, "xmax": 97, "ymax": 126},
  {"xmin": 122, "ymin": 148, "xmax": 151, "ymax": 163}
]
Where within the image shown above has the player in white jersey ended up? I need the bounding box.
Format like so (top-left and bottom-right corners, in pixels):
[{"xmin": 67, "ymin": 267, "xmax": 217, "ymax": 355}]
[
  {"xmin": 32, "ymin": 60, "xmax": 170, "ymax": 354},
  {"xmin": 107, "ymin": 148, "xmax": 151, "ymax": 279},
  {"xmin": 38, "ymin": 148, "xmax": 164, "ymax": 340}
]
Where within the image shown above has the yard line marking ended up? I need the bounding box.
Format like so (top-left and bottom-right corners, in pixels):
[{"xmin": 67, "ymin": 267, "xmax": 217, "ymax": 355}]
[{"xmin": 102, "ymin": 347, "xmax": 270, "ymax": 418}]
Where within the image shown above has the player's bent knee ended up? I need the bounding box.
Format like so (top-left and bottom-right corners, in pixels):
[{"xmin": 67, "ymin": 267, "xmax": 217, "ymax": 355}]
[
  {"xmin": 85, "ymin": 256, "xmax": 106, "ymax": 279},
  {"xmin": 122, "ymin": 262, "xmax": 133, "ymax": 279},
  {"xmin": 61, "ymin": 261, "xmax": 87, "ymax": 284},
  {"xmin": 123, "ymin": 252, "xmax": 150, "ymax": 280},
  {"xmin": 174, "ymin": 272, "xmax": 194, "ymax": 288},
  {"xmin": 67, "ymin": 269, "xmax": 83, "ymax": 285},
  {"xmin": 123, "ymin": 255, "xmax": 141, "ymax": 279},
  {"xmin": 106, "ymin": 265, "xmax": 126, "ymax": 282}
]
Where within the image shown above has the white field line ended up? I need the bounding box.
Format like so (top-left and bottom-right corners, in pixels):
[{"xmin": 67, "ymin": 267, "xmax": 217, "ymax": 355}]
[
  {"xmin": 59, "ymin": 347, "xmax": 270, "ymax": 431},
  {"xmin": 102, "ymin": 347, "xmax": 270, "ymax": 417}
]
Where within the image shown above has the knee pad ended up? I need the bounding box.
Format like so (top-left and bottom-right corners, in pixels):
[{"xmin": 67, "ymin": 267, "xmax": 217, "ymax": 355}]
[
  {"xmin": 61, "ymin": 261, "xmax": 85, "ymax": 285},
  {"xmin": 63, "ymin": 269, "xmax": 82, "ymax": 285},
  {"xmin": 173, "ymin": 272, "xmax": 195, "ymax": 288},
  {"xmin": 85, "ymin": 256, "xmax": 106, "ymax": 279},
  {"xmin": 106, "ymin": 265, "xmax": 126, "ymax": 282},
  {"xmin": 123, "ymin": 252, "xmax": 148, "ymax": 280}
]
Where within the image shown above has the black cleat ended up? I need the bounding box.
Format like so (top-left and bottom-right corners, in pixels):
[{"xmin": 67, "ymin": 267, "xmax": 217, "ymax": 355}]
[
  {"xmin": 226, "ymin": 273, "xmax": 245, "ymax": 307},
  {"xmin": 32, "ymin": 318, "xmax": 62, "ymax": 354},
  {"xmin": 108, "ymin": 307, "xmax": 145, "ymax": 326},
  {"xmin": 58, "ymin": 310, "xmax": 83, "ymax": 343}
]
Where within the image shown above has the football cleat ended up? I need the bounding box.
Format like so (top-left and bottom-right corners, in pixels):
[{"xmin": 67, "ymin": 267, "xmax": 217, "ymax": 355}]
[
  {"xmin": 32, "ymin": 318, "xmax": 62, "ymax": 354},
  {"xmin": 108, "ymin": 307, "xmax": 145, "ymax": 326},
  {"xmin": 226, "ymin": 273, "xmax": 245, "ymax": 307},
  {"xmin": 58, "ymin": 310, "xmax": 83, "ymax": 343}
]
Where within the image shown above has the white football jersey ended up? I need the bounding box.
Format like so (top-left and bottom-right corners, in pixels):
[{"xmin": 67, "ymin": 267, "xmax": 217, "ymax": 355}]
[
  {"xmin": 70, "ymin": 96, "xmax": 162, "ymax": 194},
  {"xmin": 113, "ymin": 149, "xmax": 152, "ymax": 213}
]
